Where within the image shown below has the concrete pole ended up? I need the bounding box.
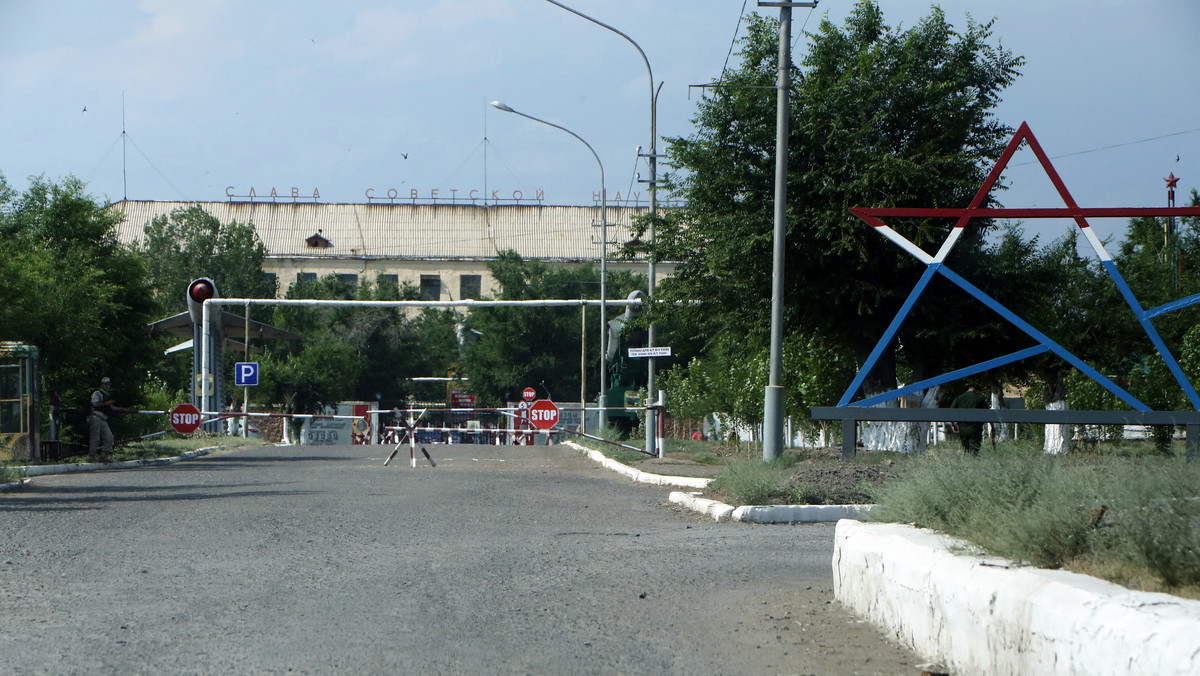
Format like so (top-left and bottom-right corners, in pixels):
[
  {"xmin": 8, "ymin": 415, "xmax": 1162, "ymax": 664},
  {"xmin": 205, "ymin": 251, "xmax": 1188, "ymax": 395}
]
[
  {"xmin": 646, "ymin": 88, "xmax": 661, "ymax": 457},
  {"xmin": 599, "ymin": 184, "xmax": 609, "ymax": 429},
  {"xmin": 542, "ymin": 0, "xmax": 658, "ymax": 449},
  {"xmin": 763, "ymin": 4, "xmax": 793, "ymax": 461},
  {"xmin": 489, "ymin": 101, "xmax": 608, "ymax": 428}
]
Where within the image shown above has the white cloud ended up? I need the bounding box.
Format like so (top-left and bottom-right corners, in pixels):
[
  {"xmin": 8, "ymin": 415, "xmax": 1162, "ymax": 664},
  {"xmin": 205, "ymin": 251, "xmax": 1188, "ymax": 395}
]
[{"xmin": 325, "ymin": 0, "xmax": 519, "ymax": 76}]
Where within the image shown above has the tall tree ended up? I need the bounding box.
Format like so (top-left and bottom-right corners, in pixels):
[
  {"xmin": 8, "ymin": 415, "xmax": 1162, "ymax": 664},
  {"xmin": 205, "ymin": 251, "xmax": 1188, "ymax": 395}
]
[
  {"xmin": 258, "ymin": 273, "xmax": 460, "ymax": 414},
  {"xmin": 140, "ymin": 204, "xmax": 275, "ymax": 314},
  {"xmin": 0, "ymin": 173, "xmax": 156, "ymax": 442},
  {"xmin": 137, "ymin": 204, "xmax": 276, "ymax": 405},
  {"xmin": 635, "ymin": 2, "xmax": 1023, "ymax": 443},
  {"xmin": 460, "ymin": 251, "xmax": 644, "ymax": 407}
]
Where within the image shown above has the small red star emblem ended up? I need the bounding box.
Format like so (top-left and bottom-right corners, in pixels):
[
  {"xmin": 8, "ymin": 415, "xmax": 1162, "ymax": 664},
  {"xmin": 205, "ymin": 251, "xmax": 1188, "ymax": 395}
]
[{"xmin": 1165, "ymin": 172, "xmax": 1180, "ymax": 190}]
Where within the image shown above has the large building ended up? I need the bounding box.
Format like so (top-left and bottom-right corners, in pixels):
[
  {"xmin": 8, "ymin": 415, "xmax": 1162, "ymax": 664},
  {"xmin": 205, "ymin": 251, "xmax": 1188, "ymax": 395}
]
[{"xmin": 114, "ymin": 200, "xmax": 669, "ymax": 299}]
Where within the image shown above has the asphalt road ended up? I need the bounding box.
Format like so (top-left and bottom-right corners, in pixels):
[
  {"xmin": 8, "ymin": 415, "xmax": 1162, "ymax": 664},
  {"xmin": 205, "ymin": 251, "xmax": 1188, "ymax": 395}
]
[{"xmin": 1, "ymin": 442, "xmax": 919, "ymax": 675}]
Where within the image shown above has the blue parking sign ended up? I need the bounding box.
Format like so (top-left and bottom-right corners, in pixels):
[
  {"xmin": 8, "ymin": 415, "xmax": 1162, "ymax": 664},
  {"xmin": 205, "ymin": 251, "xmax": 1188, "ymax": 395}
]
[{"xmin": 235, "ymin": 362, "xmax": 259, "ymax": 386}]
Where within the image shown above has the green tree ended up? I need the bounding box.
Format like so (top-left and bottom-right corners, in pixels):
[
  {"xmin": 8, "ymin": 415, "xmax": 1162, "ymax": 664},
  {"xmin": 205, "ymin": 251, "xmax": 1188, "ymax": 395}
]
[
  {"xmin": 140, "ymin": 205, "xmax": 275, "ymax": 313},
  {"xmin": 461, "ymin": 251, "xmax": 644, "ymax": 407},
  {"xmin": 137, "ymin": 204, "xmax": 277, "ymax": 406},
  {"xmin": 258, "ymin": 273, "xmax": 461, "ymax": 413},
  {"xmin": 0, "ymin": 173, "xmax": 156, "ymax": 444},
  {"xmin": 634, "ymin": 2, "xmax": 1023, "ymax": 437}
]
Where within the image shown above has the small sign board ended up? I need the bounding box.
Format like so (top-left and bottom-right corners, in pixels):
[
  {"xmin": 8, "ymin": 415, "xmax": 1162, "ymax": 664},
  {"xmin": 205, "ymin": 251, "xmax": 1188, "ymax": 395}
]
[
  {"xmin": 628, "ymin": 346, "xmax": 672, "ymax": 358},
  {"xmin": 305, "ymin": 417, "xmax": 349, "ymax": 445},
  {"xmin": 450, "ymin": 390, "xmax": 476, "ymax": 407},
  {"xmin": 522, "ymin": 387, "xmax": 537, "ymax": 401},
  {"xmin": 235, "ymin": 362, "xmax": 259, "ymax": 387}
]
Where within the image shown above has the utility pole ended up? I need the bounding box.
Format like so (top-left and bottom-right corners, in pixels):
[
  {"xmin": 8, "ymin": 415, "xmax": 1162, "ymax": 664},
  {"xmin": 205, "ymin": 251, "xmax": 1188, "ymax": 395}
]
[
  {"xmin": 544, "ymin": 0, "xmax": 666, "ymax": 454},
  {"xmin": 760, "ymin": 1, "xmax": 816, "ymax": 461}
]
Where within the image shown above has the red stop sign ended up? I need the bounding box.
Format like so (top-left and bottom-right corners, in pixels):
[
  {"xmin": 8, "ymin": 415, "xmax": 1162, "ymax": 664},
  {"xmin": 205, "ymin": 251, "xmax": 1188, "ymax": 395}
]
[
  {"xmin": 528, "ymin": 399, "xmax": 559, "ymax": 430},
  {"xmin": 522, "ymin": 387, "xmax": 537, "ymax": 402},
  {"xmin": 170, "ymin": 403, "xmax": 202, "ymax": 434}
]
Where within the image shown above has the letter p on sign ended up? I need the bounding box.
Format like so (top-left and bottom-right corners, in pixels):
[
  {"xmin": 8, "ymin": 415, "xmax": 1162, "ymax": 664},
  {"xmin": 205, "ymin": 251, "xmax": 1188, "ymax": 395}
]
[{"xmin": 235, "ymin": 362, "xmax": 259, "ymax": 386}]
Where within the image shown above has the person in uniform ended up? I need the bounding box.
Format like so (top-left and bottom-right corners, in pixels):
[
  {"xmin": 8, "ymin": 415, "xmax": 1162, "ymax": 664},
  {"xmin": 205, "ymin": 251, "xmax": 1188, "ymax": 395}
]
[
  {"xmin": 950, "ymin": 384, "xmax": 989, "ymax": 455},
  {"xmin": 89, "ymin": 376, "xmax": 120, "ymax": 461}
]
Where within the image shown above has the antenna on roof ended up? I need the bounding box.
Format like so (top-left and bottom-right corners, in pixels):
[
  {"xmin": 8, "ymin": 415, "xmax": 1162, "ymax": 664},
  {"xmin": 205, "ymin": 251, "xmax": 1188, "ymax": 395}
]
[
  {"xmin": 122, "ymin": 91, "xmax": 127, "ymax": 201},
  {"xmin": 483, "ymin": 99, "xmax": 489, "ymax": 207}
]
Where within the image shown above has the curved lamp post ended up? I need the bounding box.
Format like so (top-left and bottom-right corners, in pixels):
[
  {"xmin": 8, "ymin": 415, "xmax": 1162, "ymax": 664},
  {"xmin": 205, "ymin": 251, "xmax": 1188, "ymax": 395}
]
[
  {"xmin": 490, "ymin": 101, "xmax": 610, "ymax": 428},
  {"xmin": 544, "ymin": 0, "xmax": 663, "ymax": 456}
]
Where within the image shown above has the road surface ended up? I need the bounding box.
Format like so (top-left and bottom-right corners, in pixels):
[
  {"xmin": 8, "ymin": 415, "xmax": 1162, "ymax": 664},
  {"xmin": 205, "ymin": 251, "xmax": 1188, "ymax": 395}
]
[{"xmin": 0, "ymin": 442, "xmax": 920, "ymax": 674}]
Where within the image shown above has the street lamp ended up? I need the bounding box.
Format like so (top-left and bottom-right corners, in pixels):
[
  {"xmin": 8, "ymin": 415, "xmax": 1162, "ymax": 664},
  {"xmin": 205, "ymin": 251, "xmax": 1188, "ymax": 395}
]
[
  {"xmin": 543, "ymin": 0, "xmax": 662, "ymax": 455},
  {"xmin": 490, "ymin": 101, "xmax": 611, "ymax": 428}
]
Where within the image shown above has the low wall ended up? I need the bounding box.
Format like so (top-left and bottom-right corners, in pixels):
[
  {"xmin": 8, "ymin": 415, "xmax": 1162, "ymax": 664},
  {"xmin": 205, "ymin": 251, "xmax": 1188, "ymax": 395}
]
[{"xmin": 833, "ymin": 520, "xmax": 1200, "ymax": 675}]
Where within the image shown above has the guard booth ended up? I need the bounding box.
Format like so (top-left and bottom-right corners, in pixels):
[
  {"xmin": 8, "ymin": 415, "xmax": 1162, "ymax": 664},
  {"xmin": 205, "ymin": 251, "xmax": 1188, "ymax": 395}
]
[{"xmin": 0, "ymin": 342, "xmax": 40, "ymax": 461}]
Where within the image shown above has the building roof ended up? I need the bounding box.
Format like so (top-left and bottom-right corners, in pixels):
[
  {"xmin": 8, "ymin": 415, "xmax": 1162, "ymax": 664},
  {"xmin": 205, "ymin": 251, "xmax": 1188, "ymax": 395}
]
[{"xmin": 113, "ymin": 201, "xmax": 647, "ymax": 262}]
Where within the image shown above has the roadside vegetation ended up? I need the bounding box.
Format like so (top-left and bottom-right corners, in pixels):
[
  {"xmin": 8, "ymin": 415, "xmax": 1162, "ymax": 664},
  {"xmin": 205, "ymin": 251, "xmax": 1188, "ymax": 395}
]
[
  {"xmin": 576, "ymin": 432, "xmax": 1200, "ymax": 598},
  {"xmin": 871, "ymin": 440, "xmax": 1200, "ymax": 598},
  {"xmin": 0, "ymin": 463, "xmax": 21, "ymax": 485},
  {"xmin": 1, "ymin": 434, "xmax": 264, "ymax": 486}
]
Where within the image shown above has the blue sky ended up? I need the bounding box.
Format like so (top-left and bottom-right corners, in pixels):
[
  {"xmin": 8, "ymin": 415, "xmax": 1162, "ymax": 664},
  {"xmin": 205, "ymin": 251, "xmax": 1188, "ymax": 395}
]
[{"xmin": 2, "ymin": 1, "xmax": 1197, "ymax": 245}]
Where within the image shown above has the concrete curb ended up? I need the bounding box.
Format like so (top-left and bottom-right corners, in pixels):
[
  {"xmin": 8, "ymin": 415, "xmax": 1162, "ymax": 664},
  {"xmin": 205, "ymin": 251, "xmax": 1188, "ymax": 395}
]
[
  {"xmin": 668, "ymin": 491, "xmax": 736, "ymax": 521},
  {"xmin": 733, "ymin": 502, "xmax": 876, "ymax": 523},
  {"xmin": 0, "ymin": 478, "xmax": 31, "ymax": 492},
  {"xmin": 561, "ymin": 442, "xmax": 875, "ymax": 523},
  {"xmin": 12, "ymin": 447, "xmax": 217, "ymax": 479},
  {"xmin": 833, "ymin": 519, "xmax": 1200, "ymax": 675},
  {"xmin": 668, "ymin": 491, "xmax": 876, "ymax": 523},
  {"xmin": 563, "ymin": 442, "xmax": 712, "ymax": 490}
]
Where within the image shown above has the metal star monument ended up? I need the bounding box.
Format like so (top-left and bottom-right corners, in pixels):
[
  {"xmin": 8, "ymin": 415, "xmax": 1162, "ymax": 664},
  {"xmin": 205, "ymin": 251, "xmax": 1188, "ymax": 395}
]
[{"xmin": 813, "ymin": 123, "xmax": 1200, "ymax": 457}]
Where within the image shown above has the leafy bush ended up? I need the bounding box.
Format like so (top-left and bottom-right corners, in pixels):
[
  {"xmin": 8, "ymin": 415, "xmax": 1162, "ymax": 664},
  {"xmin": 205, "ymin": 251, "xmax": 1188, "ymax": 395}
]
[
  {"xmin": 873, "ymin": 444, "xmax": 1200, "ymax": 591},
  {"xmin": 708, "ymin": 458, "xmax": 796, "ymax": 505},
  {"xmin": 1, "ymin": 463, "xmax": 24, "ymax": 484}
]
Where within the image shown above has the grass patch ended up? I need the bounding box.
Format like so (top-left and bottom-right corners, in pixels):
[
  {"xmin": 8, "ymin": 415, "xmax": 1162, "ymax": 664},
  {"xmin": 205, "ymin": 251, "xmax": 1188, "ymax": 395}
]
[
  {"xmin": 707, "ymin": 457, "xmax": 800, "ymax": 505},
  {"xmin": 1, "ymin": 463, "xmax": 24, "ymax": 484},
  {"xmin": 872, "ymin": 442, "xmax": 1200, "ymax": 597}
]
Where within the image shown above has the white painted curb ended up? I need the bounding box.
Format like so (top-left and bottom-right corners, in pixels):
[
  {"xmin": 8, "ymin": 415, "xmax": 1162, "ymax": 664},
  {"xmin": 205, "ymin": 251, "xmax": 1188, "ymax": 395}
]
[
  {"xmin": 833, "ymin": 519, "xmax": 1200, "ymax": 676},
  {"xmin": 733, "ymin": 503, "xmax": 875, "ymax": 523},
  {"xmin": 563, "ymin": 442, "xmax": 712, "ymax": 490},
  {"xmin": 15, "ymin": 448, "xmax": 216, "ymax": 477},
  {"xmin": 668, "ymin": 491, "xmax": 735, "ymax": 521},
  {"xmin": 0, "ymin": 478, "xmax": 31, "ymax": 491},
  {"xmin": 668, "ymin": 491, "xmax": 875, "ymax": 523},
  {"xmin": 561, "ymin": 442, "xmax": 878, "ymax": 523}
]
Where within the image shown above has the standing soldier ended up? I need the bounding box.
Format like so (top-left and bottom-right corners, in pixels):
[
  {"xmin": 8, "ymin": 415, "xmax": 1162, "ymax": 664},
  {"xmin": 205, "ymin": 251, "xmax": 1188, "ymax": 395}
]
[
  {"xmin": 89, "ymin": 376, "xmax": 124, "ymax": 462},
  {"xmin": 950, "ymin": 384, "xmax": 989, "ymax": 455}
]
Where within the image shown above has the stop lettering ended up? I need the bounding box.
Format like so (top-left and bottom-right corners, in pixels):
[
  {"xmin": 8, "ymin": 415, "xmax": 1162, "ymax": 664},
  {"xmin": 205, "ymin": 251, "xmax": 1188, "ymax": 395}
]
[
  {"xmin": 528, "ymin": 399, "xmax": 559, "ymax": 430},
  {"xmin": 170, "ymin": 403, "xmax": 202, "ymax": 434}
]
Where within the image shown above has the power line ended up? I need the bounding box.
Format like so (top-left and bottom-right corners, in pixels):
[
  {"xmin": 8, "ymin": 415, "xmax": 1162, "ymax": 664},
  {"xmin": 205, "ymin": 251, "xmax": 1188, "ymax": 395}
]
[
  {"xmin": 720, "ymin": 0, "xmax": 751, "ymax": 80},
  {"xmin": 1013, "ymin": 127, "xmax": 1200, "ymax": 166},
  {"xmin": 791, "ymin": 3, "xmax": 818, "ymax": 50}
]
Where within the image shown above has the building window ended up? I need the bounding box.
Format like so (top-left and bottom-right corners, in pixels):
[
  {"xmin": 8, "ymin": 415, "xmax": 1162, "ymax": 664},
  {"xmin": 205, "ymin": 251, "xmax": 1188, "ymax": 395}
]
[
  {"xmin": 420, "ymin": 275, "xmax": 441, "ymax": 301},
  {"xmin": 460, "ymin": 274, "xmax": 482, "ymax": 300},
  {"xmin": 262, "ymin": 272, "xmax": 277, "ymax": 290},
  {"xmin": 336, "ymin": 273, "xmax": 359, "ymax": 287},
  {"xmin": 297, "ymin": 272, "xmax": 317, "ymax": 283}
]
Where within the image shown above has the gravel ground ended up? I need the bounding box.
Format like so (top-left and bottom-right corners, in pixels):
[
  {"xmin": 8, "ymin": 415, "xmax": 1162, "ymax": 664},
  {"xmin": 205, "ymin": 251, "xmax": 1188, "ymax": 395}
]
[{"xmin": 0, "ymin": 442, "xmax": 921, "ymax": 674}]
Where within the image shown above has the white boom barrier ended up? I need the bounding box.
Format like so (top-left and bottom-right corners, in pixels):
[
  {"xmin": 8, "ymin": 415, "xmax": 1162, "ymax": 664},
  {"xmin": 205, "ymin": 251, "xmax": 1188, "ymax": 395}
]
[{"xmin": 198, "ymin": 296, "xmax": 646, "ymax": 431}]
